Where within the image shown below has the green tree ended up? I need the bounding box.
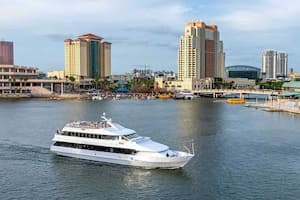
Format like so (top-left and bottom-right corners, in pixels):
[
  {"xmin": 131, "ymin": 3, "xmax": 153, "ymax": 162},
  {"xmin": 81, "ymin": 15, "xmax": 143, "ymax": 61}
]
[
  {"xmin": 102, "ymin": 77, "xmax": 111, "ymax": 91},
  {"xmin": 259, "ymin": 81, "xmax": 283, "ymax": 90},
  {"xmin": 214, "ymin": 77, "xmax": 223, "ymax": 89},
  {"xmin": 69, "ymin": 76, "xmax": 76, "ymax": 92},
  {"xmin": 130, "ymin": 77, "xmax": 154, "ymax": 93},
  {"xmin": 69, "ymin": 76, "xmax": 75, "ymax": 82}
]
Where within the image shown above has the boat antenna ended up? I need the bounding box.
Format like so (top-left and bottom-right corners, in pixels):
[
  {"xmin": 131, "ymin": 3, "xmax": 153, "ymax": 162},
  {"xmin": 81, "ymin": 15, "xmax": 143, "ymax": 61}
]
[{"xmin": 101, "ymin": 112, "xmax": 107, "ymax": 121}]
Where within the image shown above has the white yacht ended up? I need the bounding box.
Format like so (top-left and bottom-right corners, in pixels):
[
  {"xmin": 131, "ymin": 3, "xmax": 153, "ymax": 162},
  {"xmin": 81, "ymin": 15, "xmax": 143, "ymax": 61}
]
[
  {"xmin": 50, "ymin": 113, "xmax": 194, "ymax": 169},
  {"xmin": 91, "ymin": 95, "xmax": 103, "ymax": 100},
  {"xmin": 175, "ymin": 90, "xmax": 196, "ymax": 100}
]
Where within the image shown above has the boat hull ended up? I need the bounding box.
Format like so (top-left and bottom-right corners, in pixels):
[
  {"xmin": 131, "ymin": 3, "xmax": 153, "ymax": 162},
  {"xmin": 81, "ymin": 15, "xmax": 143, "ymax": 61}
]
[{"xmin": 50, "ymin": 145, "xmax": 193, "ymax": 169}]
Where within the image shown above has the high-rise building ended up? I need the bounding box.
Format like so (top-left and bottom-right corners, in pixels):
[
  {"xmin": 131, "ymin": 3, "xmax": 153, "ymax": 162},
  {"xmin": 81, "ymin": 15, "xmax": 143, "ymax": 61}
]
[
  {"xmin": 0, "ymin": 41, "xmax": 14, "ymax": 65},
  {"xmin": 64, "ymin": 33, "xmax": 111, "ymax": 80},
  {"xmin": 177, "ymin": 21, "xmax": 225, "ymax": 80},
  {"xmin": 262, "ymin": 50, "xmax": 288, "ymax": 79},
  {"xmin": 101, "ymin": 42, "xmax": 111, "ymax": 78},
  {"xmin": 276, "ymin": 52, "xmax": 288, "ymax": 78},
  {"xmin": 217, "ymin": 41, "xmax": 225, "ymax": 78}
]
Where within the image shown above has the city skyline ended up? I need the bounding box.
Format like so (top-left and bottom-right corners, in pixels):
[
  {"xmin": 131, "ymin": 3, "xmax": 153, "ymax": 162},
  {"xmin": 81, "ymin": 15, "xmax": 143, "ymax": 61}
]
[{"xmin": 0, "ymin": 0, "xmax": 299, "ymax": 73}]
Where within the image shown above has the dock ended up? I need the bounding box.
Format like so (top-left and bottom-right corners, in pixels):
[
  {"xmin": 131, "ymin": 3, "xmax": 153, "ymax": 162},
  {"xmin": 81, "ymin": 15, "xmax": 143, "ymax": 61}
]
[{"xmin": 245, "ymin": 100, "xmax": 300, "ymax": 114}]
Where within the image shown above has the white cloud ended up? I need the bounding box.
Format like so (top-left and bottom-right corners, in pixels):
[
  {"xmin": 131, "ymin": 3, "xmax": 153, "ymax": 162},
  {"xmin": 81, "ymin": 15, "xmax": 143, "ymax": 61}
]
[
  {"xmin": 217, "ymin": 0, "xmax": 300, "ymax": 31},
  {"xmin": 0, "ymin": 0, "xmax": 190, "ymax": 34},
  {"xmin": 2, "ymin": 0, "xmax": 299, "ymax": 71}
]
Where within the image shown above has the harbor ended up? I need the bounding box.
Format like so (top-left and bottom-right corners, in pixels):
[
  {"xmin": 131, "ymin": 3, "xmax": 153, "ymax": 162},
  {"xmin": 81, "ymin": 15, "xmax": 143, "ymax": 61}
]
[
  {"xmin": 1, "ymin": 0, "xmax": 300, "ymax": 199},
  {"xmin": 1, "ymin": 99, "xmax": 300, "ymax": 199}
]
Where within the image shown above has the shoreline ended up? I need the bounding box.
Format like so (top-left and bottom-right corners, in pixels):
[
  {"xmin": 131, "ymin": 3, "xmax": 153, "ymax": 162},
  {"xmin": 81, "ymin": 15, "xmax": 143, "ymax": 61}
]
[
  {"xmin": 0, "ymin": 93, "xmax": 87, "ymax": 100},
  {"xmin": 245, "ymin": 99, "xmax": 300, "ymax": 114},
  {"xmin": 0, "ymin": 93, "xmax": 159, "ymax": 100}
]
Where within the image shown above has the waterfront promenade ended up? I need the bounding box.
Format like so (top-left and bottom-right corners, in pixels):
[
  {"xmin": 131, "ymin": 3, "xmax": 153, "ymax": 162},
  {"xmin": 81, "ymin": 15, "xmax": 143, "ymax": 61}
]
[
  {"xmin": 246, "ymin": 99, "xmax": 300, "ymax": 114},
  {"xmin": 193, "ymin": 89, "xmax": 279, "ymax": 99}
]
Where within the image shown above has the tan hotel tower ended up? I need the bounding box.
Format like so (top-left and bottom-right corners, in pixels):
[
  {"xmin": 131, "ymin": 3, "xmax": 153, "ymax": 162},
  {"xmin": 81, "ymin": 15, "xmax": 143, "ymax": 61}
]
[
  {"xmin": 64, "ymin": 33, "xmax": 111, "ymax": 80},
  {"xmin": 178, "ymin": 21, "xmax": 225, "ymax": 80}
]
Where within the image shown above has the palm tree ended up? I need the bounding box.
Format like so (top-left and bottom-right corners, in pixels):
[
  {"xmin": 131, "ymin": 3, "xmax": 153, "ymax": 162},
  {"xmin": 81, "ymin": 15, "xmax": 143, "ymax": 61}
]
[
  {"xmin": 102, "ymin": 77, "xmax": 111, "ymax": 91},
  {"xmin": 91, "ymin": 79, "xmax": 96, "ymax": 89},
  {"xmin": 95, "ymin": 77, "xmax": 100, "ymax": 90},
  {"xmin": 69, "ymin": 76, "xmax": 76, "ymax": 92}
]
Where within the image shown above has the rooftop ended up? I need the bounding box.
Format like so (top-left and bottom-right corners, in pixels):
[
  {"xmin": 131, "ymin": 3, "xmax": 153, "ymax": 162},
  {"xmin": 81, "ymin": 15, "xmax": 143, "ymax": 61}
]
[
  {"xmin": 0, "ymin": 40, "xmax": 13, "ymax": 44},
  {"xmin": 279, "ymin": 91, "xmax": 300, "ymax": 97},
  {"xmin": 77, "ymin": 33, "xmax": 103, "ymax": 40},
  {"xmin": 226, "ymin": 65, "xmax": 261, "ymax": 72},
  {"xmin": 282, "ymin": 81, "xmax": 300, "ymax": 88},
  {"xmin": 0, "ymin": 64, "xmax": 38, "ymax": 70},
  {"xmin": 186, "ymin": 21, "xmax": 218, "ymax": 31}
]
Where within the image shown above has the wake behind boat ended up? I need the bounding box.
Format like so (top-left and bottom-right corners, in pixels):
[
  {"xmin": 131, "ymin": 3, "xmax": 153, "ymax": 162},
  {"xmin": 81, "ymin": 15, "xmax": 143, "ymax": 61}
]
[{"xmin": 50, "ymin": 113, "xmax": 194, "ymax": 169}]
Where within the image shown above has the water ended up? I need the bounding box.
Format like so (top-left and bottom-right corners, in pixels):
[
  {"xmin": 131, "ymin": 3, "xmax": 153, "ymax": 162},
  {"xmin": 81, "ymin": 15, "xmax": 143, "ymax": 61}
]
[{"xmin": 0, "ymin": 99, "xmax": 300, "ymax": 200}]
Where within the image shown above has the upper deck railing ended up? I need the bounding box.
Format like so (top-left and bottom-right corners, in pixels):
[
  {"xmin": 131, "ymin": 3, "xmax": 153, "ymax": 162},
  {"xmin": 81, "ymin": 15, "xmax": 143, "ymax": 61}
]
[{"xmin": 65, "ymin": 121, "xmax": 110, "ymax": 129}]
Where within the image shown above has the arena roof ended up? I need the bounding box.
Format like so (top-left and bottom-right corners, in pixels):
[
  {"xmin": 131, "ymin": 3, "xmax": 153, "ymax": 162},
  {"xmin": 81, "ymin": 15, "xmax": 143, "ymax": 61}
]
[{"xmin": 225, "ymin": 65, "xmax": 261, "ymax": 72}]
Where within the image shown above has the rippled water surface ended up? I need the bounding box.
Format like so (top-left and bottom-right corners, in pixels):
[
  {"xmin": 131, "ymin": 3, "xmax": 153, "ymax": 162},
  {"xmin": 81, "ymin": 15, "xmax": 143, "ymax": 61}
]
[{"xmin": 0, "ymin": 99, "xmax": 300, "ymax": 200}]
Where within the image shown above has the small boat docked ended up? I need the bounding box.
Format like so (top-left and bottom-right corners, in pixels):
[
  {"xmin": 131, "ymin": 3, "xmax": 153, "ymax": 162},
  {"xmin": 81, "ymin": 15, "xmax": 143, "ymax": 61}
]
[
  {"xmin": 226, "ymin": 98, "xmax": 245, "ymax": 104},
  {"xmin": 50, "ymin": 113, "xmax": 194, "ymax": 169},
  {"xmin": 92, "ymin": 95, "xmax": 103, "ymax": 100},
  {"xmin": 174, "ymin": 90, "xmax": 195, "ymax": 100},
  {"xmin": 158, "ymin": 93, "xmax": 172, "ymax": 99}
]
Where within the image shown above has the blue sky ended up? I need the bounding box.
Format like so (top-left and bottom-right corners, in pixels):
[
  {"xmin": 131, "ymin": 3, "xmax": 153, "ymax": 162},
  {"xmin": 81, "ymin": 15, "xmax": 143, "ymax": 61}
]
[{"xmin": 0, "ymin": 0, "xmax": 299, "ymax": 73}]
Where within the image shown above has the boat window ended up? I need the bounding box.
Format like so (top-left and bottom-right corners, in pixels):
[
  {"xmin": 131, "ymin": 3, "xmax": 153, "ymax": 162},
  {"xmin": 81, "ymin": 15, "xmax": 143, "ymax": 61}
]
[
  {"xmin": 53, "ymin": 142, "xmax": 137, "ymax": 155},
  {"xmin": 101, "ymin": 135, "xmax": 118, "ymax": 140},
  {"xmin": 124, "ymin": 133, "xmax": 140, "ymax": 140},
  {"xmin": 60, "ymin": 132, "xmax": 120, "ymax": 140}
]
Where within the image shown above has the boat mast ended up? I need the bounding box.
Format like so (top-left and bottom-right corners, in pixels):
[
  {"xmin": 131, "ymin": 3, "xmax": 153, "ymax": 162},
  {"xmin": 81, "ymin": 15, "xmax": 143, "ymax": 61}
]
[{"xmin": 101, "ymin": 112, "xmax": 116, "ymax": 129}]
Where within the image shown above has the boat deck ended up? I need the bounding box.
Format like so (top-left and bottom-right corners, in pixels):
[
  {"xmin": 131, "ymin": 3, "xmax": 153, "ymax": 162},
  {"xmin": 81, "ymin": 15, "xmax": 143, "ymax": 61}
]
[{"xmin": 65, "ymin": 121, "xmax": 110, "ymax": 129}]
